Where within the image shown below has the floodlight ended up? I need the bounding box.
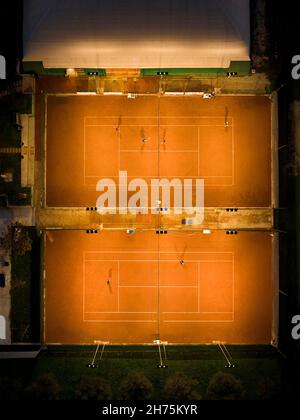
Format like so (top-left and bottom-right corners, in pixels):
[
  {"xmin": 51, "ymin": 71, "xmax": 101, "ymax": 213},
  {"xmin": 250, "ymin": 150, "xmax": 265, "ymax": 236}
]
[
  {"xmin": 77, "ymin": 92, "xmax": 97, "ymax": 95},
  {"xmin": 103, "ymin": 92, "xmax": 123, "ymax": 96}
]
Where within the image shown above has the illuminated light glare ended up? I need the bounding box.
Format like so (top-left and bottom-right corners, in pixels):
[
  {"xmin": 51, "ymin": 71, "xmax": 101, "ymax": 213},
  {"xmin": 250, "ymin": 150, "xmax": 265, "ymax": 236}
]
[
  {"xmin": 164, "ymin": 92, "xmax": 185, "ymax": 96},
  {"xmin": 164, "ymin": 92, "xmax": 204, "ymax": 97},
  {"xmin": 103, "ymin": 92, "xmax": 124, "ymax": 96},
  {"xmin": 184, "ymin": 92, "xmax": 204, "ymax": 96},
  {"xmin": 202, "ymin": 229, "xmax": 212, "ymax": 235},
  {"xmin": 66, "ymin": 68, "xmax": 77, "ymax": 77}
]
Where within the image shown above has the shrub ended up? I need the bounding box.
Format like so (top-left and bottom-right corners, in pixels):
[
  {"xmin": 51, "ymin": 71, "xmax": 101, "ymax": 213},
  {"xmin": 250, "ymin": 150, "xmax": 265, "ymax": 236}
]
[
  {"xmin": 0, "ymin": 223, "xmax": 32, "ymax": 256},
  {"xmin": 25, "ymin": 373, "xmax": 60, "ymax": 400},
  {"xmin": 75, "ymin": 376, "xmax": 112, "ymax": 400},
  {"xmin": 164, "ymin": 372, "xmax": 201, "ymax": 400},
  {"xmin": 206, "ymin": 372, "xmax": 245, "ymax": 400},
  {"xmin": 118, "ymin": 372, "xmax": 153, "ymax": 400}
]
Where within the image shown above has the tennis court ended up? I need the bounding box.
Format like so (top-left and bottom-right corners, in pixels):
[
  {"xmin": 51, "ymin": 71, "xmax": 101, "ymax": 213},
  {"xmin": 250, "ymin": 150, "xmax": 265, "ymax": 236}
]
[
  {"xmin": 45, "ymin": 95, "xmax": 271, "ymax": 208},
  {"xmin": 44, "ymin": 230, "xmax": 273, "ymax": 344}
]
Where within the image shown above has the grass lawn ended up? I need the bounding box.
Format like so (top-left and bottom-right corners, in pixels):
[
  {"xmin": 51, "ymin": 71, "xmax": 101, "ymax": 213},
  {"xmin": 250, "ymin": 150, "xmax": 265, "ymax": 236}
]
[
  {"xmin": 0, "ymin": 346, "xmax": 283, "ymax": 400},
  {"xmin": 10, "ymin": 229, "xmax": 41, "ymax": 343},
  {"xmin": 34, "ymin": 357, "xmax": 280, "ymax": 400}
]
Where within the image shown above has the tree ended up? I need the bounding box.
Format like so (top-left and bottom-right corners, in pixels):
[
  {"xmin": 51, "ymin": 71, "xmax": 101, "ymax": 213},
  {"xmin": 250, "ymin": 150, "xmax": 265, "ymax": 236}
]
[
  {"xmin": 206, "ymin": 372, "xmax": 245, "ymax": 400},
  {"xmin": 164, "ymin": 372, "xmax": 201, "ymax": 400},
  {"xmin": 25, "ymin": 374, "xmax": 60, "ymax": 401},
  {"xmin": 0, "ymin": 222, "xmax": 32, "ymax": 256},
  {"xmin": 75, "ymin": 376, "xmax": 112, "ymax": 400},
  {"xmin": 118, "ymin": 372, "xmax": 153, "ymax": 400}
]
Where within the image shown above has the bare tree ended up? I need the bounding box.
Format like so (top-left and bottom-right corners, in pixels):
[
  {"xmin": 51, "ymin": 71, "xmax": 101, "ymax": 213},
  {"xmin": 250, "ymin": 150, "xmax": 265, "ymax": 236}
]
[{"xmin": 0, "ymin": 222, "xmax": 32, "ymax": 256}]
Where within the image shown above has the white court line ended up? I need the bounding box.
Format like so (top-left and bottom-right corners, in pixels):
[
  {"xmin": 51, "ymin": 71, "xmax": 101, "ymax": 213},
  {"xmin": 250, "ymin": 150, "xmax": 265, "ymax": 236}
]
[
  {"xmin": 164, "ymin": 312, "xmax": 233, "ymax": 314},
  {"xmin": 85, "ymin": 311, "xmax": 231, "ymax": 314},
  {"xmin": 118, "ymin": 127, "xmax": 120, "ymax": 181},
  {"xmin": 86, "ymin": 311, "xmax": 157, "ymax": 314},
  {"xmin": 85, "ymin": 258, "xmax": 233, "ymax": 262},
  {"xmin": 84, "ymin": 115, "xmax": 234, "ymax": 118},
  {"xmin": 85, "ymin": 115, "xmax": 235, "ymax": 117},
  {"xmin": 84, "ymin": 250, "xmax": 234, "ymax": 255},
  {"xmin": 197, "ymin": 262, "xmax": 200, "ymax": 312},
  {"xmin": 197, "ymin": 126, "xmax": 199, "ymax": 177},
  {"xmin": 84, "ymin": 320, "xmax": 157, "ymax": 323},
  {"xmin": 118, "ymin": 286, "xmax": 198, "ymax": 288},
  {"xmin": 83, "ymin": 252, "xmax": 86, "ymax": 322},
  {"xmin": 85, "ymin": 124, "xmax": 233, "ymax": 127},
  {"xmin": 83, "ymin": 252, "xmax": 235, "ymax": 321},
  {"xmin": 117, "ymin": 261, "xmax": 120, "ymax": 312},
  {"xmin": 84, "ymin": 179, "xmax": 234, "ymax": 187},
  {"xmin": 233, "ymin": 253, "xmax": 235, "ymax": 321},
  {"xmin": 85, "ymin": 183, "xmax": 234, "ymax": 187},
  {"xmin": 83, "ymin": 120, "xmax": 86, "ymax": 185},
  {"xmin": 83, "ymin": 117, "xmax": 235, "ymax": 187},
  {"xmin": 163, "ymin": 320, "xmax": 234, "ymax": 323},
  {"xmin": 232, "ymin": 117, "xmax": 235, "ymax": 185},
  {"xmin": 84, "ymin": 175, "xmax": 233, "ymax": 178},
  {"xmin": 119, "ymin": 150, "xmax": 199, "ymax": 153}
]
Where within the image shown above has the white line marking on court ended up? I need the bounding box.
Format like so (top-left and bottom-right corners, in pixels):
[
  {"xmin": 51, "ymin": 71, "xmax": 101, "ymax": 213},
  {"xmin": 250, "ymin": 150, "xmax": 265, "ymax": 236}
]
[
  {"xmin": 83, "ymin": 252, "xmax": 85, "ymax": 322},
  {"xmin": 83, "ymin": 117, "xmax": 234, "ymax": 187},
  {"xmin": 83, "ymin": 251, "xmax": 235, "ymax": 322},
  {"xmin": 164, "ymin": 312, "xmax": 233, "ymax": 314},
  {"xmin": 83, "ymin": 251, "xmax": 235, "ymax": 254},
  {"xmin": 83, "ymin": 118, "xmax": 86, "ymax": 183},
  {"xmin": 118, "ymin": 286, "xmax": 198, "ymax": 288},
  {"xmin": 117, "ymin": 261, "xmax": 120, "ymax": 312},
  {"xmin": 232, "ymin": 117, "xmax": 235, "ymax": 186},
  {"xmin": 197, "ymin": 126, "xmax": 199, "ymax": 177},
  {"xmin": 86, "ymin": 258, "xmax": 233, "ymax": 262},
  {"xmin": 233, "ymin": 253, "xmax": 235, "ymax": 321},
  {"xmin": 197, "ymin": 262, "xmax": 200, "ymax": 312},
  {"xmin": 85, "ymin": 116, "xmax": 234, "ymax": 119},
  {"xmin": 85, "ymin": 124, "xmax": 233, "ymax": 127},
  {"xmin": 84, "ymin": 175, "xmax": 233, "ymax": 178},
  {"xmin": 83, "ymin": 320, "xmax": 157, "ymax": 323},
  {"xmin": 119, "ymin": 150, "xmax": 199, "ymax": 153},
  {"xmin": 85, "ymin": 312, "xmax": 157, "ymax": 314},
  {"xmin": 163, "ymin": 320, "xmax": 234, "ymax": 323},
  {"xmin": 118, "ymin": 127, "xmax": 121, "ymax": 177}
]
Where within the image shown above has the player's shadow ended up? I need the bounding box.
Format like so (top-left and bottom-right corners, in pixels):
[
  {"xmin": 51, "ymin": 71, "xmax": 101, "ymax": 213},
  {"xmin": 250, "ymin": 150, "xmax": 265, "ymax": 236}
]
[{"xmin": 107, "ymin": 268, "xmax": 113, "ymax": 293}]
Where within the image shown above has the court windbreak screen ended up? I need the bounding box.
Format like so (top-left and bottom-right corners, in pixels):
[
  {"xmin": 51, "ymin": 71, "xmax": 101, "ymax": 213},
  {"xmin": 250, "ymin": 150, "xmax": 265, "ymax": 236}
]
[{"xmin": 23, "ymin": 0, "xmax": 250, "ymax": 69}]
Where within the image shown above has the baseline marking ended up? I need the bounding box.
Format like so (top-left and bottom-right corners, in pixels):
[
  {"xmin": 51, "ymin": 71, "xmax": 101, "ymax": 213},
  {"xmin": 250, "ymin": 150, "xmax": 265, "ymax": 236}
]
[{"xmin": 83, "ymin": 251, "xmax": 234, "ymax": 322}]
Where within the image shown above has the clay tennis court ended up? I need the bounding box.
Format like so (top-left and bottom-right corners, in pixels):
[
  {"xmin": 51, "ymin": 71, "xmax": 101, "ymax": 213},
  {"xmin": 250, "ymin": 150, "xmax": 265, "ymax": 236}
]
[
  {"xmin": 45, "ymin": 95, "xmax": 271, "ymax": 208},
  {"xmin": 44, "ymin": 230, "xmax": 273, "ymax": 344}
]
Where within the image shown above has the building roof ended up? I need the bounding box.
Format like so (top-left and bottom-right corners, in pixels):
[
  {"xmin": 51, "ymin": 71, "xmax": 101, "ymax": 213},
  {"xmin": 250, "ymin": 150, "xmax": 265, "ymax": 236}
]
[{"xmin": 23, "ymin": 0, "xmax": 250, "ymax": 69}]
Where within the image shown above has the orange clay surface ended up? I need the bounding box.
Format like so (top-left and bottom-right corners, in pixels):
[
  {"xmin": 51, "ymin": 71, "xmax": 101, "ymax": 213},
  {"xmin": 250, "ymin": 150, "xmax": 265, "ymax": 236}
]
[
  {"xmin": 45, "ymin": 95, "xmax": 271, "ymax": 208},
  {"xmin": 44, "ymin": 230, "xmax": 273, "ymax": 344}
]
